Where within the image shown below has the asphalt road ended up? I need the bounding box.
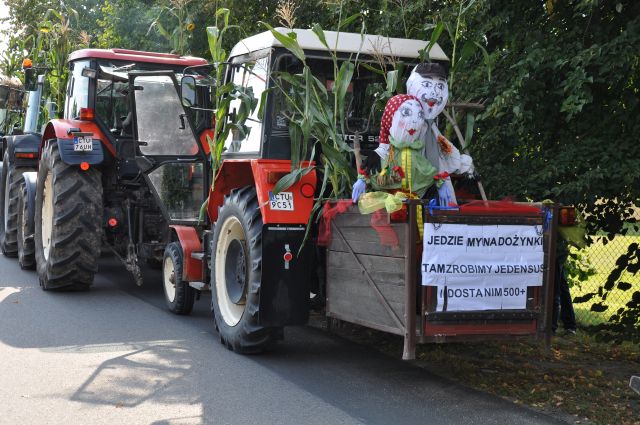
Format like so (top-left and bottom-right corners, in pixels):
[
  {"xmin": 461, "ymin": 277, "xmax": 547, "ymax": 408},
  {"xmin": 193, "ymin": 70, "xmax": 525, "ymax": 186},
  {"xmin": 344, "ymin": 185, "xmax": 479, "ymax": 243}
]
[{"xmin": 0, "ymin": 253, "xmax": 566, "ymax": 425}]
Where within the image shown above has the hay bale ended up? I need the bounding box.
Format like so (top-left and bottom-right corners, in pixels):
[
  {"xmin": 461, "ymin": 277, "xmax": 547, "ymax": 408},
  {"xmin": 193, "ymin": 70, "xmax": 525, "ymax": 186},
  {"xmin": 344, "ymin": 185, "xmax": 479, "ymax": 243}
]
[{"xmin": 0, "ymin": 74, "xmax": 24, "ymax": 110}]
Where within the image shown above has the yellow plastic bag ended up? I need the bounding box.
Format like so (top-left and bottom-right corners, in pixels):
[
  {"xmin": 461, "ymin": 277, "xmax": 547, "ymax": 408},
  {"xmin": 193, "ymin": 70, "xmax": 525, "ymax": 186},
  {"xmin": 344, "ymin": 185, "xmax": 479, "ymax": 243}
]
[{"xmin": 358, "ymin": 191, "xmax": 407, "ymax": 214}]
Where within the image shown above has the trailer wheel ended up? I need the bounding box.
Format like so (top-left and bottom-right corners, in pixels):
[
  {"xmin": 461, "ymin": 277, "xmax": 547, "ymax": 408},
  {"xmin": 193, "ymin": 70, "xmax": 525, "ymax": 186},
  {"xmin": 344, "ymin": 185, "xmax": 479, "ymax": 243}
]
[
  {"xmin": 35, "ymin": 142, "xmax": 102, "ymax": 290},
  {"xmin": 0, "ymin": 150, "xmax": 35, "ymax": 257},
  {"xmin": 162, "ymin": 242, "xmax": 195, "ymax": 315},
  {"xmin": 210, "ymin": 186, "xmax": 277, "ymax": 353},
  {"xmin": 17, "ymin": 181, "xmax": 35, "ymax": 270}
]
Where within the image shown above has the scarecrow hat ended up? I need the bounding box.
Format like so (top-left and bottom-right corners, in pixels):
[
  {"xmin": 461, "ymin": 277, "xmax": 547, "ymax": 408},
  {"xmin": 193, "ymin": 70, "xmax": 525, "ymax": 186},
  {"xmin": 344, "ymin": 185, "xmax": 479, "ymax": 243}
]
[{"xmin": 413, "ymin": 62, "xmax": 447, "ymax": 80}]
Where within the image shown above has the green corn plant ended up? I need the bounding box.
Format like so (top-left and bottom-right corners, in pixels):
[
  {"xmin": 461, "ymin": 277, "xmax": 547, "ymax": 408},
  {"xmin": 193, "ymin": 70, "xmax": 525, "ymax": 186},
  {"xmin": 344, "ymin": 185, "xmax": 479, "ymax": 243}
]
[
  {"xmin": 260, "ymin": 17, "xmax": 368, "ymax": 251},
  {"xmin": 148, "ymin": 0, "xmax": 196, "ymax": 55},
  {"xmin": 205, "ymin": 9, "xmax": 257, "ymax": 181},
  {"xmin": 261, "ymin": 21, "xmax": 363, "ymax": 199},
  {"xmin": 37, "ymin": 6, "xmax": 79, "ymax": 118},
  {"xmin": 197, "ymin": 9, "xmax": 257, "ymax": 221}
]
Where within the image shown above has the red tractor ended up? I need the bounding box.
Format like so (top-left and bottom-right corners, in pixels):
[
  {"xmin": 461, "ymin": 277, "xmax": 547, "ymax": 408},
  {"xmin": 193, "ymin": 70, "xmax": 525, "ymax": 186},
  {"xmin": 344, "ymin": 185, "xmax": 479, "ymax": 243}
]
[
  {"xmin": 165, "ymin": 29, "xmax": 567, "ymax": 357},
  {"xmin": 158, "ymin": 29, "xmax": 451, "ymax": 353},
  {"xmin": 2, "ymin": 49, "xmax": 208, "ymax": 291}
]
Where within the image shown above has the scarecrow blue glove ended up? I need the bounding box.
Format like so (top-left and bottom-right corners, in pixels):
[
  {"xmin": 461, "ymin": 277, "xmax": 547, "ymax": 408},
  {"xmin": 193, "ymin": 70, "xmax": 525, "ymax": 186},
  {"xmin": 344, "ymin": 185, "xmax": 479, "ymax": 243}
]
[
  {"xmin": 352, "ymin": 179, "xmax": 366, "ymax": 203},
  {"xmin": 437, "ymin": 181, "xmax": 455, "ymax": 207}
]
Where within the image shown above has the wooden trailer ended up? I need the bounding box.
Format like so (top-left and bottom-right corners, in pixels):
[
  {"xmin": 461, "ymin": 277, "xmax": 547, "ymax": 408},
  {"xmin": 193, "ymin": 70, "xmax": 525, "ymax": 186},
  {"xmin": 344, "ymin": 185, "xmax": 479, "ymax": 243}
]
[{"xmin": 325, "ymin": 200, "xmax": 558, "ymax": 360}]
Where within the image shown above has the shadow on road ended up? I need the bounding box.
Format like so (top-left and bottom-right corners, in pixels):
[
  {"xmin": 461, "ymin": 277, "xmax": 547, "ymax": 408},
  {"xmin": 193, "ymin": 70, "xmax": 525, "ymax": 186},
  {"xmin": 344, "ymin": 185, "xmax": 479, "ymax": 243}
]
[{"xmin": 0, "ymin": 254, "xmax": 563, "ymax": 425}]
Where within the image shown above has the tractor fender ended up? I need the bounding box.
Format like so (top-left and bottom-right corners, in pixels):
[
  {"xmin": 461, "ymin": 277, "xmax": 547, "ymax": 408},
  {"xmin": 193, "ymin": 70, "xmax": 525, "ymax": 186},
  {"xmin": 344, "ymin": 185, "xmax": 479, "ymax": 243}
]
[
  {"xmin": 169, "ymin": 225, "xmax": 203, "ymax": 282},
  {"xmin": 21, "ymin": 171, "xmax": 38, "ymax": 236},
  {"xmin": 207, "ymin": 159, "xmax": 317, "ymax": 225},
  {"xmin": 206, "ymin": 159, "xmax": 317, "ymax": 327},
  {"xmin": 55, "ymin": 138, "xmax": 105, "ymax": 165},
  {"xmin": 3, "ymin": 133, "xmax": 41, "ymax": 167},
  {"xmin": 40, "ymin": 119, "xmax": 115, "ymax": 163}
]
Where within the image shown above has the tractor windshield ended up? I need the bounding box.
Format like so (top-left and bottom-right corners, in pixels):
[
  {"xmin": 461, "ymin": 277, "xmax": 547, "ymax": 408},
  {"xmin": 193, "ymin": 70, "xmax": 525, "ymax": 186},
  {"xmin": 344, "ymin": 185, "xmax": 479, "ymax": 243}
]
[{"xmin": 262, "ymin": 54, "xmax": 392, "ymax": 159}]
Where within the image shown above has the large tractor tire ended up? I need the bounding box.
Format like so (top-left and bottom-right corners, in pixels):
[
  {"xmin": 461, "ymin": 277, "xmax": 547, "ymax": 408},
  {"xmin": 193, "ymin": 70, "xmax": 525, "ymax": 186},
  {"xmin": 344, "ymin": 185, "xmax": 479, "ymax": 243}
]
[
  {"xmin": 0, "ymin": 150, "xmax": 35, "ymax": 257},
  {"xmin": 34, "ymin": 143, "xmax": 103, "ymax": 290},
  {"xmin": 210, "ymin": 186, "xmax": 278, "ymax": 354},
  {"xmin": 17, "ymin": 181, "xmax": 35, "ymax": 270},
  {"xmin": 162, "ymin": 242, "xmax": 195, "ymax": 315}
]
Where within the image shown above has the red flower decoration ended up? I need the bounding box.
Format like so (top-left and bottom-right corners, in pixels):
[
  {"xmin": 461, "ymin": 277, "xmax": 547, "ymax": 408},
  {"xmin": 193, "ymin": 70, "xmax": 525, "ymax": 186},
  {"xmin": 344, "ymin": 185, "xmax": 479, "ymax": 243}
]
[{"xmin": 393, "ymin": 166, "xmax": 405, "ymax": 178}]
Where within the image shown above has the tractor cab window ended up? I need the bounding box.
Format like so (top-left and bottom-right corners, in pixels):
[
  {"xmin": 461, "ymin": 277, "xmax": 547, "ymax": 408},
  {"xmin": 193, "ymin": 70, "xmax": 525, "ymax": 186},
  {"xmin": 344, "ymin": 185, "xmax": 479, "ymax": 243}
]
[
  {"xmin": 64, "ymin": 60, "xmax": 90, "ymax": 120},
  {"xmin": 95, "ymin": 73, "xmax": 130, "ymax": 136},
  {"xmin": 224, "ymin": 56, "xmax": 269, "ymax": 154},
  {"xmin": 134, "ymin": 75, "xmax": 199, "ymax": 156}
]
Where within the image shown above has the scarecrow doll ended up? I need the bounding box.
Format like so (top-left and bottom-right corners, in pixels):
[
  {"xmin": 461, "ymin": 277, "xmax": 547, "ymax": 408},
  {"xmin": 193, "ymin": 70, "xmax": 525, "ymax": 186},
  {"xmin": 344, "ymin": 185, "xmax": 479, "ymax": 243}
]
[
  {"xmin": 352, "ymin": 94, "xmax": 437, "ymax": 209},
  {"xmin": 406, "ymin": 62, "xmax": 474, "ymax": 205}
]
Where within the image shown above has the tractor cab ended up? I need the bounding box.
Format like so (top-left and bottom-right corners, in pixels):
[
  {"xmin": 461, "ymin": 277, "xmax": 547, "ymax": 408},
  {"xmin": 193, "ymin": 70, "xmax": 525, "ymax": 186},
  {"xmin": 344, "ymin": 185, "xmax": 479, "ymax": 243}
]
[
  {"xmin": 181, "ymin": 28, "xmax": 449, "ymax": 161},
  {"xmin": 162, "ymin": 29, "xmax": 454, "ymax": 351},
  {"xmin": 63, "ymin": 49, "xmax": 207, "ymax": 150}
]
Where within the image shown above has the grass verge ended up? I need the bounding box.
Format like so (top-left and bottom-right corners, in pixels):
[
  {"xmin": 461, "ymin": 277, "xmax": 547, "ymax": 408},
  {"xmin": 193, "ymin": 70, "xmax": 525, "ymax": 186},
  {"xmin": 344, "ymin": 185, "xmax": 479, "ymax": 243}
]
[{"xmin": 328, "ymin": 321, "xmax": 640, "ymax": 425}]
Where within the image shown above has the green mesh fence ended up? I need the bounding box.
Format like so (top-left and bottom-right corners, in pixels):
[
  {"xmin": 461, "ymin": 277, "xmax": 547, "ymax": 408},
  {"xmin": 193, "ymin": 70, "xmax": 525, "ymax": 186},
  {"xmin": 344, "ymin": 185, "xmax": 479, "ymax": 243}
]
[{"xmin": 568, "ymin": 233, "xmax": 640, "ymax": 327}]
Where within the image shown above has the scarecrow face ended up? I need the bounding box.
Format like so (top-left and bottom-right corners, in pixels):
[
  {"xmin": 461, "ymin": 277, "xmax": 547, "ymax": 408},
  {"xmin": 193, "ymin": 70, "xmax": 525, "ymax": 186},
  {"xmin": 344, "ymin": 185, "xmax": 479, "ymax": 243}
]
[
  {"xmin": 389, "ymin": 99, "xmax": 425, "ymax": 144},
  {"xmin": 407, "ymin": 72, "xmax": 449, "ymax": 120}
]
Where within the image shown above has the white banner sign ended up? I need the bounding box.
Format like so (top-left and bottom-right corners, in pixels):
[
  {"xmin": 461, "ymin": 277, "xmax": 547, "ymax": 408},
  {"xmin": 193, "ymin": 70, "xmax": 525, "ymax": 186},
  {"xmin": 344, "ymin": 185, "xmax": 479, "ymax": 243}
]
[{"xmin": 421, "ymin": 223, "xmax": 544, "ymax": 311}]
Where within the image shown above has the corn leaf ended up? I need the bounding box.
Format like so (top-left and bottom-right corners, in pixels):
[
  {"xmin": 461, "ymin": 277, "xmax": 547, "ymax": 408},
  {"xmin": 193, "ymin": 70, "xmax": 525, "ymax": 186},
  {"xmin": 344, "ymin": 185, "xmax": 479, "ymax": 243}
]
[
  {"xmin": 262, "ymin": 22, "xmax": 306, "ymax": 62},
  {"xmin": 273, "ymin": 167, "xmax": 313, "ymax": 195},
  {"xmin": 421, "ymin": 21, "xmax": 444, "ymax": 62},
  {"xmin": 334, "ymin": 61, "xmax": 355, "ymax": 136},
  {"xmin": 474, "ymin": 41, "xmax": 492, "ymax": 81},
  {"xmin": 312, "ymin": 24, "xmax": 329, "ymax": 50},
  {"xmin": 339, "ymin": 13, "xmax": 362, "ymax": 30},
  {"xmin": 360, "ymin": 62, "xmax": 385, "ymax": 76},
  {"xmin": 464, "ymin": 112, "xmax": 475, "ymax": 146}
]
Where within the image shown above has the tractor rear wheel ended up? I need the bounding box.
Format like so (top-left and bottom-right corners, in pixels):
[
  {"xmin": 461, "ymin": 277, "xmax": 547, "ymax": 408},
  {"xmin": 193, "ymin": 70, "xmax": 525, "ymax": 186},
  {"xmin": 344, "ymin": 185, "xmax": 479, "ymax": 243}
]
[
  {"xmin": 162, "ymin": 242, "xmax": 195, "ymax": 315},
  {"xmin": 34, "ymin": 143, "xmax": 103, "ymax": 290},
  {"xmin": 210, "ymin": 186, "xmax": 278, "ymax": 353},
  {"xmin": 17, "ymin": 181, "xmax": 35, "ymax": 270},
  {"xmin": 0, "ymin": 150, "xmax": 35, "ymax": 257}
]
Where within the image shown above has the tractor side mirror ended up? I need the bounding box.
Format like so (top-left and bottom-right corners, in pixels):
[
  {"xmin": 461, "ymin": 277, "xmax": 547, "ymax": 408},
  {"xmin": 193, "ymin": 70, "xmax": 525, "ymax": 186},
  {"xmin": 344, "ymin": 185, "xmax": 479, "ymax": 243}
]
[
  {"xmin": 24, "ymin": 68, "xmax": 38, "ymax": 92},
  {"xmin": 180, "ymin": 76, "xmax": 197, "ymax": 108}
]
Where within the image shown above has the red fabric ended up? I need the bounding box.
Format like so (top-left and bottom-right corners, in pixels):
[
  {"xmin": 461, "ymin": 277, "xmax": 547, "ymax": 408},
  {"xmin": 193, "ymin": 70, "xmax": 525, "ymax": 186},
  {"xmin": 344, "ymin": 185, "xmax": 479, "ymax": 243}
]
[
  {"xmin": 317, "ymin": 200, "xmax": 400, "ymax": 248},
  {"xmin": 317, "ymin": 200, "xmax": 352, "ymax": 246},
  {"xmin": 459, "ymin": 200, "xmax": 541, "ymax": 216},
  {"xmin": 378, "ymin": 94, "xmax": 421, "ymax": 145},
  {"xmin": 370, "ymin": 210, "xmax": 399, "ymax": 247}
]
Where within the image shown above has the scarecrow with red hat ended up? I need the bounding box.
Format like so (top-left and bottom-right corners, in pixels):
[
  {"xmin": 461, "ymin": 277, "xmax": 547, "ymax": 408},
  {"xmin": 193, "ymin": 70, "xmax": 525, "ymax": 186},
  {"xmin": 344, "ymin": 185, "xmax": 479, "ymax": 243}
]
[
  {"xmin": 352, "ymin": 63, "xmax": 474, "ymax": 207},
  {"xmin": 352, "ymin": 94, "xmax": 437, "ymax": 208}
]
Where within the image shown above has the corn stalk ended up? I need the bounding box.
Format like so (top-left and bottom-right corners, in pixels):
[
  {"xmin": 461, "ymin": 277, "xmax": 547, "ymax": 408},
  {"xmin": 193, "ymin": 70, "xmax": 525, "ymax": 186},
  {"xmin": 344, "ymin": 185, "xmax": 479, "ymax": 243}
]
[
  {"xmin": 148, "ymin": 0, "xmax": 196, "ymax": 55},
  {"xmin": 37, "ymin": 7, "xmax": 79, "ymax": 118},
  {"xmin": 262, "ymin": 20, "xmax": 366, "ymax": 199}
]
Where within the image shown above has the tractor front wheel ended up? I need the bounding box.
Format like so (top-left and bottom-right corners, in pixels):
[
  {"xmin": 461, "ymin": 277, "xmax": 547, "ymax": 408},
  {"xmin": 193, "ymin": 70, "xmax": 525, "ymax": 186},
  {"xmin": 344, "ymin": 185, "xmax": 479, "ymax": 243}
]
[
  {"xmin": 34, "ymin": 142, "xmax": 103, "ymax": 290},
  {"xmin": 17, "ymin": 181, "xmax": 35, "ymax": 270},
  {"xmin": 0, "ymin": 150, "xmax": 35, "ymax": 257},
  {"xmin": 162, "ymin": 242, "xmax": 195, "ymax": 315},
  {"xmin": 210, "ymin": 186, "xmax": 278, "ymax": 353}
]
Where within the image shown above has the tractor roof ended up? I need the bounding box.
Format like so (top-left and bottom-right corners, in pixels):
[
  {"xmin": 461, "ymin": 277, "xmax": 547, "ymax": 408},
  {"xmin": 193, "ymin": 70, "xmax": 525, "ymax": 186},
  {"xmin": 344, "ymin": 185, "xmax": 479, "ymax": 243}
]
[
  {"xmin": 68, "ymin": 48, "xmax": 208, "ymax": 67},
  {"xmin": 230, "ymin": 28, "xmax": 449, "ymax": 61}
]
